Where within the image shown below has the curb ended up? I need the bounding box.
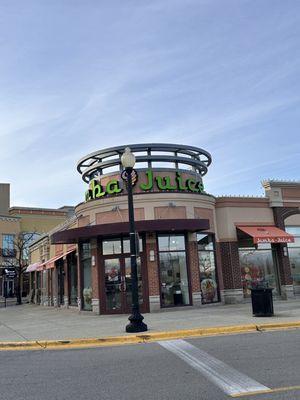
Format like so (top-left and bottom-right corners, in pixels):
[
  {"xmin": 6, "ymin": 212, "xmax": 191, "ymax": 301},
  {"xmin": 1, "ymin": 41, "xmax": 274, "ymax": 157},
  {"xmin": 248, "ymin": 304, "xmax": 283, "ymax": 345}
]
[{"xmin": 1, "ymin": 321, "xmax": 300, "ymax": 351}]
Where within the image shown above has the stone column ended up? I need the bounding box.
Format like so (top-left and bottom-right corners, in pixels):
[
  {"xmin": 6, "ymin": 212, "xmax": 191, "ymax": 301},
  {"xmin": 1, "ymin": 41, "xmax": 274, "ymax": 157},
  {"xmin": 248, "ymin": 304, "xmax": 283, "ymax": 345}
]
[
  {"xmin": 145, "ymin": 233, "xmax": 160, "ymax": 312},
  {"xmin": 91, "ymin": 238, "xmax": 100, "ymax": 314},
  {"xmin": 219, "ymin": 241, "xmax": 243, "ymax": 304},
  {"xmin": 187, "ymin": 233, "xmax": 202, "ymax": 307}
]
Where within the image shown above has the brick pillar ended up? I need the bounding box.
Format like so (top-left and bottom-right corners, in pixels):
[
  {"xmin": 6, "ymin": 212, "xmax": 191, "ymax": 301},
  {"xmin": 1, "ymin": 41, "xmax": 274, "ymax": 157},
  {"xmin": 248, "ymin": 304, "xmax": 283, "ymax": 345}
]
[
  {"xmin": 187, "ymin": 233, "xmax": 201, "ymax": 306},
  {"xmin": 273, "ymin": 207, "xmax": 299, "ymax": 299},
  {"xmin": 215, "ymin": 242, "xmax": 225, "ymax": 303},
  {"xmin": 63, "ymin": 258, "xmax": 69, "ymax": 308},
  {"xmin": 145, "ymin": 233, "xmax": 160, "ymax": 312},
  {"xmin": 219, "ymin": 241, "xmax": 243, "ymax": 304},
  {"xmin": 91, "ymin": 238, "xmax": 100, "ymax": 314}
]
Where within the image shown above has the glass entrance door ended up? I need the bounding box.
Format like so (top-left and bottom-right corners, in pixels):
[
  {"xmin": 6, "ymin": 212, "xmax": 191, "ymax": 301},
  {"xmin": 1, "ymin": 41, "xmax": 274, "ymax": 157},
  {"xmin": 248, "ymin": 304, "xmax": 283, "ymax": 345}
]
[
  {"xmin": 103, "ymin": 256, "xmax": 145, "ymax": 314},
  {"xmin": 158, "ymin": 235, "xmax": 191, "ymax": 307},
  {"xmin": 104, "ymin": 258, "xmax": 122, "ymax": 312}
]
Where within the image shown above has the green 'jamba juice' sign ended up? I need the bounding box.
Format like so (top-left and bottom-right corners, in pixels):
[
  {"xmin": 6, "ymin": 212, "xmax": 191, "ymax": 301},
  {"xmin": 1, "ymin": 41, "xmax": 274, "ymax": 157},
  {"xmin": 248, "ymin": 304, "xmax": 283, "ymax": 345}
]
[{"xmin": 85, "ymin": 169, "xmax": 204, "ymax": 202}]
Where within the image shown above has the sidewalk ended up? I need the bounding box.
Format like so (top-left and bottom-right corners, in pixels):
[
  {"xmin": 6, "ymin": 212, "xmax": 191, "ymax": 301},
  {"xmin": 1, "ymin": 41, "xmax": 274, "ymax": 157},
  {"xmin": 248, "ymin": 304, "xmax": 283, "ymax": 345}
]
[{"xmin": 0, "ymin": 299, "xmax": 299, "ymax": 343}]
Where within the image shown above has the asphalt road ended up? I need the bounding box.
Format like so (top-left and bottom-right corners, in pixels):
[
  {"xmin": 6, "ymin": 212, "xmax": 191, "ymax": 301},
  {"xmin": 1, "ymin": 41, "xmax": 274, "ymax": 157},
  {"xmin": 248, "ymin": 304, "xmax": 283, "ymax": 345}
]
[{"xmin": 0, "ymin": 330, "xmax": 299, "ymax": 400}]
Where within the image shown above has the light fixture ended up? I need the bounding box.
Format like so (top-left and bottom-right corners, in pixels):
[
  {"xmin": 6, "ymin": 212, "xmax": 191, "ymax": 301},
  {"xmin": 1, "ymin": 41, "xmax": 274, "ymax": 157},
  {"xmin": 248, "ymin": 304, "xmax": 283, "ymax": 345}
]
[{"xmin": 121, "ymin": 147, "xmax": 136, "ymax": 169}]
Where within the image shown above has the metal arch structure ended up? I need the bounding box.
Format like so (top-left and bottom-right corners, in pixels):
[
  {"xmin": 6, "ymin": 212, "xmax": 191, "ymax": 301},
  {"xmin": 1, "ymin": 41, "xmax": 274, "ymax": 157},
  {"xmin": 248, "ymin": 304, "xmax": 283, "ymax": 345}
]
[{"xmin": 77, "ymin": 143, "xmax": 212, "ymax": 183}]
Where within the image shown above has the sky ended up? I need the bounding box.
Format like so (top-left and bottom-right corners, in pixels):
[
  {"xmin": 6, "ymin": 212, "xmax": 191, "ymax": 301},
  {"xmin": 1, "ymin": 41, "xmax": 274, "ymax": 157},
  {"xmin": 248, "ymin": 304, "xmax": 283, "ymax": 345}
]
[{"xmin": 0, "ymin": 0, "xmax": 299, "ymax": 208}]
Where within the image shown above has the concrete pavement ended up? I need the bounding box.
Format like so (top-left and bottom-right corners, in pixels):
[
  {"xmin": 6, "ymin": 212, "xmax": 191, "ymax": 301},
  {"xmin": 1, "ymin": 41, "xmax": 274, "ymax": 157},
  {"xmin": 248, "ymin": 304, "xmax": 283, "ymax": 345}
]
[
  {"xmin": 0, "ymin": 299, "xmax": 299, "ymax": 345},
  {"xmin": 1, "ymin": 330, "xmax": 299, "ymax": 399}
]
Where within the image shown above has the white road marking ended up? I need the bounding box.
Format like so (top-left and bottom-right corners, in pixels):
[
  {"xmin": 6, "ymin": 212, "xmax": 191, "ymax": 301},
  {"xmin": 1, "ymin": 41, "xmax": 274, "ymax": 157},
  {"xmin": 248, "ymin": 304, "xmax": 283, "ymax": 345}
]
[{"xmin": 158, "ymin": 339, "xmax": 270, "ymax": 397}]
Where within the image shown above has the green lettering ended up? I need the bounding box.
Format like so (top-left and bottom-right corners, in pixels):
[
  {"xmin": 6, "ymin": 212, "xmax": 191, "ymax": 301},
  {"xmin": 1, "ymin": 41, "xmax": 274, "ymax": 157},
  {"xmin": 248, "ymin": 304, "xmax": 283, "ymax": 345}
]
[
  {"xmin": 155, "ymin": 176, "xmax": 177, "ymax": 190},
  {"xmin": 140, "ymin": 169, "xmax": 153, "ymax": 191},
  {"xmin": 106, "ymin": 179, "xmax": 122, "ymax": 194},
  {"xmin": 176, "ymin": 172, "xmax": 187, "ymax": 190},
  {"xmin": 196, "ymin": 181, "xmax": 204, "ymax": 193},
  {"xmin": 90, "ymin": 179, "xmax": 106, "ymax": 198},
  {"xmin": 85, "ymin": 189, "xmax": 92, "ymax": 201},
  {"xmin": 186, "ymin": 178, "xmax": 198, "ymax": 192}
]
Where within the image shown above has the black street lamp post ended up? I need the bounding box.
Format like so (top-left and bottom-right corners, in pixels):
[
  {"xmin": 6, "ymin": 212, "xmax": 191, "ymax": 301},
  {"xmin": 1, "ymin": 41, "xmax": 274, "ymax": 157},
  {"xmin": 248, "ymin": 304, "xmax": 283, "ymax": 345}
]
[{"xmin": 121, "ymin": 147, "xmax": 147, "ymax": 333}]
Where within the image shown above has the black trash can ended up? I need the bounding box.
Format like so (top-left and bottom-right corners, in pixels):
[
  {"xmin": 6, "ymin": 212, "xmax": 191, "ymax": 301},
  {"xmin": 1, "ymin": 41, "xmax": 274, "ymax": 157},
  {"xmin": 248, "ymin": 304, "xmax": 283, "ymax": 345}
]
[{"xmin": 250, "ymin": 288, "xmax": 274, "ymax": 317}]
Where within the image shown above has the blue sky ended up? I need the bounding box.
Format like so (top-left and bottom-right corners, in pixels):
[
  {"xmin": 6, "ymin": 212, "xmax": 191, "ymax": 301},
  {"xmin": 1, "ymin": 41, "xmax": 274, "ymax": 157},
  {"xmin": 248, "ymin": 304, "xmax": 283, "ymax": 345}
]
[{"xmin": 0, "ymin": 0, "xmax": 299, "ymax": 208}]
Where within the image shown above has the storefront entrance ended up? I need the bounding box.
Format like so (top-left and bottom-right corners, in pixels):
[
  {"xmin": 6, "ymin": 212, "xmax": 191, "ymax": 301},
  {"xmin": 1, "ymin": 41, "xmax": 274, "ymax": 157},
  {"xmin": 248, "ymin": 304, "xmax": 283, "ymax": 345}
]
[
  {"xmin": 100, "ymin": 237, "xmax": 148, "ymax": 314},
  {"xmin": 158, "ymin": 234, "xmax": 191, "ymax": 307}
]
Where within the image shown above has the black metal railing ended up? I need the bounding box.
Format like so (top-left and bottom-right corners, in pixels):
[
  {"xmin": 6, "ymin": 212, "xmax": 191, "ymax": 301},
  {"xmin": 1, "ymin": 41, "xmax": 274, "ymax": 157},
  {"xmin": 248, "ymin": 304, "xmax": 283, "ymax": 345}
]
[{"xmin": 77, "ymin": 143, "xmax": 212, "ymax": 183}]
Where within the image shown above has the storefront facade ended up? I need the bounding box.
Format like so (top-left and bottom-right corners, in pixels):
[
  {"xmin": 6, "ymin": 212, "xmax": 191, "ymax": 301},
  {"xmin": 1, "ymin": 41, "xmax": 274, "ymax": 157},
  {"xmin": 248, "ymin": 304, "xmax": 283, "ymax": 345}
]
[{"xmin": 29, "ymin": 144, "xmax": 300, "ymax": 314}]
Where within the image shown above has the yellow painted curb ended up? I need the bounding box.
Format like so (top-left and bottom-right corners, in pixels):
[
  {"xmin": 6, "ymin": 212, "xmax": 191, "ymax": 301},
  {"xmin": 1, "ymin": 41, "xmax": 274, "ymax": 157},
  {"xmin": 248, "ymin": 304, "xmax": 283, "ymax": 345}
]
[{"xmin": 1, "ymin": 321, "xmax": 300, "ymax": 351}]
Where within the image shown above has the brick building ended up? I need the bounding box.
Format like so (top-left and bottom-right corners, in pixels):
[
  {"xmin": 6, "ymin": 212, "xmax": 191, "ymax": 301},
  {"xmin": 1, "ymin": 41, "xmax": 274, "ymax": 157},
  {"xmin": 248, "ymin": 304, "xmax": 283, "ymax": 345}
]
[
  {"xmin": 28, "ymin": 144, "xmax": 300, "ymax": 314},
  {"xmin": 0, "ymin": 183, "xmax": 74, "ymax": 297}
]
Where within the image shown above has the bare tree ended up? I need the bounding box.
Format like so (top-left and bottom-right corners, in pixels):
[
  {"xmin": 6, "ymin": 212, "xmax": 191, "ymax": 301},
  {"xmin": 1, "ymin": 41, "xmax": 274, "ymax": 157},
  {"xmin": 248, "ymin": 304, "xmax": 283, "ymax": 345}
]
[{"xmin": 5, "ymin": 232, "xmax": 38, "ymax": 305}]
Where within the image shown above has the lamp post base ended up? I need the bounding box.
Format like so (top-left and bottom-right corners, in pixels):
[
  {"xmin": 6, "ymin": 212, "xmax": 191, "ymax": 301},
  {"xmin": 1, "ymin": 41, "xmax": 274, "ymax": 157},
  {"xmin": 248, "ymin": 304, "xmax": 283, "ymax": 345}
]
[{"xmin": 126, "ymin": 312, "xmax": 148, "ymax": 333}]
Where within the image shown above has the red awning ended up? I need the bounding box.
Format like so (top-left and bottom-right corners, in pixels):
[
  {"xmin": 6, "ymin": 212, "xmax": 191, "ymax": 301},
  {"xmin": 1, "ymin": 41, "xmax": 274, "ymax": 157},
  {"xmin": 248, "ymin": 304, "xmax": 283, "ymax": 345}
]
[
  {"xmin": 37, "ymin": 248, "xmax": 76, "ymax": 271},
  {"xmin": 237, "ymin": 225, "xmax": 295, "ymax": 244}
]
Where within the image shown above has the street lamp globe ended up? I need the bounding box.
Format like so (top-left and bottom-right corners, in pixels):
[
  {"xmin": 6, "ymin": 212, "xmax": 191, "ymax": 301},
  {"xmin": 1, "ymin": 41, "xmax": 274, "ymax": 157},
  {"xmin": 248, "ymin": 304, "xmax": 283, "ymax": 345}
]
[{"xmin": 121, "ymin": 147, "xmax": 136, "ymax": 169}]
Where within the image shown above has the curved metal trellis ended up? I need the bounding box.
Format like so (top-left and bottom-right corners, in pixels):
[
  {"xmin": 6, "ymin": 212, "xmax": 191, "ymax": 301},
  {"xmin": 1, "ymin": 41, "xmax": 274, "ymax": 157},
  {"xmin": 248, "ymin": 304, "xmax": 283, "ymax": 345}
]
[{"xmin": 77, "ymin": 143, "xmax": 212, "ymax": 183}]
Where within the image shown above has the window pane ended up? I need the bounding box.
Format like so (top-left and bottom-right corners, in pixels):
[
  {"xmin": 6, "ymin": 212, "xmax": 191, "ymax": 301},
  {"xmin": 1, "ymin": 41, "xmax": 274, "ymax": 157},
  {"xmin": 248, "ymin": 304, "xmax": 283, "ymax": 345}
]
[
  {"xmin": 158, "ymin": 235, "xmax": 185, "ymax": 252},
  {"xmin": 2, "ymin": 234, "xmax": 15, "ymax": 256},
  {"xmin": 239, "ymin": 249, "xmax": 278, "ymax": 297},
  {"xmin": 198, "ymin": 251, "xmax": 218, "ymax": 303},
  {"xmin": 123, "ymin": 237, "xmax": 143, "ymax": 253},
  {"xmin": 288, "ymin": 247, "xmax": 300, "ymax": 294},
  {"xmin": 81, "ymin": 242, "xmax": 91, "ymax": 260},
  {"xmin": 159, "ymin": 251, "xmax": 190, "ymax": 306},
  {"xmin": 102, "ymin": 239, "xmax": 122, "ymax": 255},
  {"xmin": 82, "ymin": 259, "xmax": 92, "ymax": 310},
  {"xmin": 197, "ymin": 234, "xmax": 214, "ymax": 251},
  {"xmin": 104, "ymin": 259, "xmax": 121, "ymax": 311},
  {"xmin": 286, "ymin": 226, "xmax": 300, "ymax": 247},
  {"xmin": 285, "ymin": 226, "xmax": 300, "ymax": 236}
]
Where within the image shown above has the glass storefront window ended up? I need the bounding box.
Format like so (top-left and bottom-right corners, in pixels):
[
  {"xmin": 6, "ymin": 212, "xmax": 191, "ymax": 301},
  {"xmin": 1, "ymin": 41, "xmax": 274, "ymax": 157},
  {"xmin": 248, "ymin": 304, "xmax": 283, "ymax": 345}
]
[
  {"xmin": 81, "ymin": 242, "xmax": 92, "ymax": 311},
  {"xmin": 123, "ymin": 237, "xmax": 143, "ymax": 254},
  {"xmin": 286, "ymin": 226, "xmax": 300, "ymax": 294},
  {"xmin": 158, "ymin": 235, "xmax": 185, "ymax": 252},
  {"xmin": 239, "ymin": 247, "xmax": 278, "ymax": 297},
  {"xmin": 158, "ymin": 235, "xmax": 190, "ymax": 307},
  {"xmin": 81, "ymin": 242, "xmax": 91, "ymax": 259},
  {"xmin": 197, "ymin": 234, "xmax": 218, "ymax": 304},
  {"xmin": 2, "ymin": 234, "xmax": 15, "ymax": 256},
  {"xmin": 102, "ymin": 239, "xmax": 122, "ymax": 255}
]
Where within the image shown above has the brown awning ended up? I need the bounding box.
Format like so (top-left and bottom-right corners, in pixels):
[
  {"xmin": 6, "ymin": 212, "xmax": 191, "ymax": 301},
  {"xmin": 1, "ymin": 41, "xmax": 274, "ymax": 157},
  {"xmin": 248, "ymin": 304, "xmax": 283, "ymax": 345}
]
[
  {"xmin": 51, "ymin": 218, "xmax": 210, "ymax": 244},
  {"xmin": 237, "ymin": 225, "xmax": 294, "ymax": 244}
]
